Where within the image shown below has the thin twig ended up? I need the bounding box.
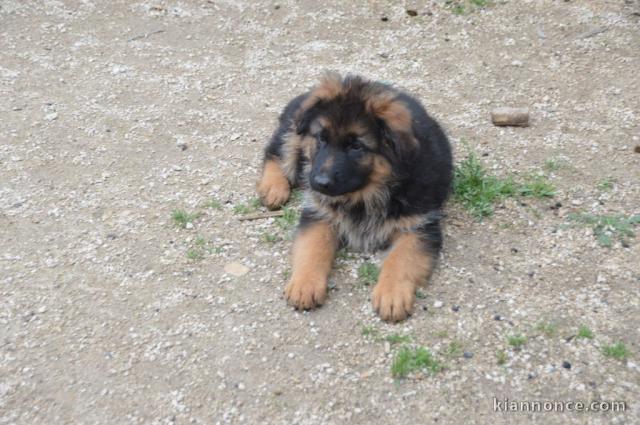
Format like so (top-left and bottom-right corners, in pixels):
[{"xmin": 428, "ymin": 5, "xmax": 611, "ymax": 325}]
[
  {"xmin": 238, "ymin": 210, "xmax": 285, "ymax": 221},
  {"xmin": 128, "ymin": 29, "xmax": 165, "ymax": 42},
  {"xmin": 578, "ymin": 27, "xmax": 609, "ymax": 39}
]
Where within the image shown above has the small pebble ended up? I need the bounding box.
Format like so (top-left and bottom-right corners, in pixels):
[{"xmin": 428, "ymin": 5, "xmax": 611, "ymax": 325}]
[
  {"xmin": 463, "ymin": 352, "xmax": 474, "ymax": 359},
  {"xmin": 491, "ymin": 107, "xmax": 529, "ymax": 127},
  {"xmin": 494, "ymin": 314, "xmax": 502, "ymax": 321},
  {"xmin": 433, "ymin": 300, "xmax": 444, "ymax": 308},
  {"xmin": 451, "ymin": 305, "xmax": 460, "ymax": 312},
  {"xmin": 562, "ymin": 361, "xmax": 571, "ymax": 370},
  {"xmin": 224, "ymin": 262, "xmax": 250, "ymax": 277}
]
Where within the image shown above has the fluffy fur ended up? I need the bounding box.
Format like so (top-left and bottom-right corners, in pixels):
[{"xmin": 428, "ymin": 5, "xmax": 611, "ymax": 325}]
[{"xmin": 258, "ymin": 72, "xmax": 452, "ymax": 322}]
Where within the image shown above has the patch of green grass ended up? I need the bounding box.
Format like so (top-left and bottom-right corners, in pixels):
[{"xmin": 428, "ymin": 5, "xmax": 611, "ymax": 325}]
[
  {"xmin": 335, "ymin": 249, "xmax": 354, "ymax": 261},
  {"xmin": 289, "ymin": 188, "xmax": 304, "ymax": 204},
  {"xmin": 361, "ymin": 325, "xmax": 380, "ymax": 338},
  {"xmin": 454, "ymin": 154, "xmax": 556, "ymax": 218},
  {"xmin": 496, "ymin": 350, "xmax": 507, "ymax": 365},
  {"xmin": 171, "ymin": 210, "xmax": 200, "ymax": 228},
  {"xmin": 435, "ymin": 330, "xmax": 449, "ymax": 338},
  {"xmin": 597, "ymin": 177, "xmax": 616, "ymax": 192},
  {"xmin": 186, "ymin": 235, "xmax": 220, "ymax": 258},
  {"xmin": 207, "ymin": 246, "xmax": 224, "ymax": 254},
  {"xmin": 233, "ymin": 198, "xmax": 262, "ymax": 215},
  {"xmin": 233, "ymin": 203, "xmax": 251, "ymax": 215},
  {"xmin": 543, "ymin": 158, "xmax": 562, "ymax": 172},
  {"xmin": 391, "ymin": 346, "xmax": 442, "ymax": 378},
  {"xmin": 362, "ymin": 327, "xmax": 412, "ymax": 345},
  {"xmin": 186, "ymin": 249, "xmax": 204, "ymax": 260},
  {"xmin": 445, "ymin": 0, "xmax": 490, "ymax": 15},
  {"xmin": 577, "ymin": 325, "xmax": 594, "ymax": 340},
  {"xmin": 567, "ymin": 213, "xmax": 640, "ymax": 247},
  {"xmin": 507, "ymin": 334, "xmax": 527, "ymax": 348},
  {"xmin": 444, "ymin": 341, "xmax": 463, "ymax": 359},
  {"xmin": 385, "ymin": 334, "xmax": 412, "ymax": 345},
  {"xmin": 518, "ymin": 175, "xmax": 555, "ymax": 198},
  {"xmin": 602, "ymin": 342, "xmax": 631, "ymax": 360},
  {"xmin": 261, "ymin": 233, "xmax": 278, "ymax": 244},
  {"xmin": 526, "ymin": 206, "xmax": 543, "ymax": 220},
  {"xmin": 451, "ymin": 4, "xmax": 465, "ymax": 14},
  {"xmin": 276, "ymin": 206, "xmax": 299, "ymax": 230},
  {"xmin": 415, "ymin": 289, "xmax": 427, "ymax": 299},
  {"xmin": 357, "ymin": 262, "xmax": 379, "ymax": 286},
  {"xmin": 201, "ymin": 199, "xmax": 222, "ymax": 210},
  {"xmin": 453, "ymin": 153, "xmax": 517, "ymax": 218},
  {"xmin": 536, "ymin": 321, "xmax": 558, "ymax": 337}
]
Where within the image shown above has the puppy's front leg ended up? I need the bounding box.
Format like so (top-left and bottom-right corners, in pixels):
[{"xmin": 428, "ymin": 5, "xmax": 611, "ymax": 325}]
[
  {"xmin": 372, "ymin": 232, "xmax": 436, "ymax": 322},
  {"xmin": 285, "ymin": 216, "xmax": 337, "ymax": 310},
  {"xmin": 257, "ymin": 159, "xmax": 291, "ymax": 210}
]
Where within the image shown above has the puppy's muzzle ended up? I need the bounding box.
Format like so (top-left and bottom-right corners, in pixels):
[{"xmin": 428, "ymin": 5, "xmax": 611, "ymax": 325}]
[{"xmin": 311, "ymin": 173, "xmax": 334, "ymax": 194}]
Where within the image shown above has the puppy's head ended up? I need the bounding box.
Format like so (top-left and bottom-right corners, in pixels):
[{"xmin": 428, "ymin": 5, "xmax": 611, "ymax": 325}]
[{"xmin": 294, "ymin": 72, "xmax": 416, "ymax": 199}]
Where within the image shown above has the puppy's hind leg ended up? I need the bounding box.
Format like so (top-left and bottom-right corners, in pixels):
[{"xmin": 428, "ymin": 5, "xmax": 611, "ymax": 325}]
[
  {"xmin": 285, "ymin": 214, "xmax": 337, "ymax": 310},
  {"xmin": 372, "ymin": 222, "xmax": 441, "ymax": 322}
]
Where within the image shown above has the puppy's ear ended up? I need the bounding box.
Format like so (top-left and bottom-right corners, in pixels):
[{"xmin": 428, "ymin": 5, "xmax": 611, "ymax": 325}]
[
  {"xmin": 367, "ymin": 92, "xmax": 417, "ymax": 159},
  {"xmin": 377, "ymin": 118, "xmax": 416, "ymax": 159},
  {"xmin": 295, "ymin": 101, "xmax": 321, "ymax": 135},
  {"xmin": 295, "ymin": 71, "xmax": 344, "ymax": 135},
  {"xmin": 311, "ymin": 71, "xmax": 343, "ymax": 100}
]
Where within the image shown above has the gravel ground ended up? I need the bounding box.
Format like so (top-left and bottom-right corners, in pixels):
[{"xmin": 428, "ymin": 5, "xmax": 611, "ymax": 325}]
[{"xmin": 1, "ymin": 1, "xmax": 639, "ymax": 424}]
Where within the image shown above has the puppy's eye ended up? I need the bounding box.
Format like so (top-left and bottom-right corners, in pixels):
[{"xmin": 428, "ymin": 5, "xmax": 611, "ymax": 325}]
[
  {"xmin": 348, "ymin": 138, "xmax": 365, "ymax": 152},
  {"xmin": 315, "ymin": 133, "xmax": 327, "ymax": 147}
]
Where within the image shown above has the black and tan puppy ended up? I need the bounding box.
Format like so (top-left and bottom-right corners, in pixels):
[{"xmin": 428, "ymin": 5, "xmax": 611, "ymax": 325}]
[{"xmin": 257, "ymin": 72, "xmax": 452, "ymax": 322}]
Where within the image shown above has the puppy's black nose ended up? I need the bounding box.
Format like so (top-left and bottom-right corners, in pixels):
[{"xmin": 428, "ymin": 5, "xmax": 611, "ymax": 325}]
[{"xmin": 312, "ymin": 173, "xmax": 332, "ymax": 190}]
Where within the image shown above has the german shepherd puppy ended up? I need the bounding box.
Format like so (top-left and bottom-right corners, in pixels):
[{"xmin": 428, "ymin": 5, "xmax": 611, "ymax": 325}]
[{"xmin": 257, "ymin": 72, "xmax": 452, "ymax": 322}]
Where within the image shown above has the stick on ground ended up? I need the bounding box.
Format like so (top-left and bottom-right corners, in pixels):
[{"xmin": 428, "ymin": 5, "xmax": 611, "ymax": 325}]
[
  {"xmin": 238, "ymin": 210, "xmax": 285, "ymax": 221},
  {"xmin": 128, "ymin": 29, "xmax": 165, "ymax": 42}
]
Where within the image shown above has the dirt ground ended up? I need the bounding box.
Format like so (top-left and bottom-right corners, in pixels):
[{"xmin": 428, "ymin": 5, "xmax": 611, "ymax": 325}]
[{"xmin": 1, "ymin": 1, "xmax": 639, "ymax": 424}]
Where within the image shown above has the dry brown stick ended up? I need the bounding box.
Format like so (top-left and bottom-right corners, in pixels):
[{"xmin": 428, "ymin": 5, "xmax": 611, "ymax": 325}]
[{"xmin": 238, "ymin": 210, "xmax": 285, "ymax": 221}]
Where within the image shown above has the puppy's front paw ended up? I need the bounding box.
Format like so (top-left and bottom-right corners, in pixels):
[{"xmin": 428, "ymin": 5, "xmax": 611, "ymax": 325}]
[
  {"xmin": 372, "ymin": 279, "xmax": 415, "ymax": 322},
  {"xmin": 284, "ymin": 276, "xmax": 327, "ymax": 310},
  {"xmin": 257, "ymin": 160, "xmax": 290, "ymax": 209}
]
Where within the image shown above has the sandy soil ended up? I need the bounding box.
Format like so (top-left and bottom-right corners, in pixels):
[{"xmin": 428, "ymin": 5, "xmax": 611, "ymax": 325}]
[{"xmin": 1, "ymin": 1, "xmax": 639, "ymax": 424}]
